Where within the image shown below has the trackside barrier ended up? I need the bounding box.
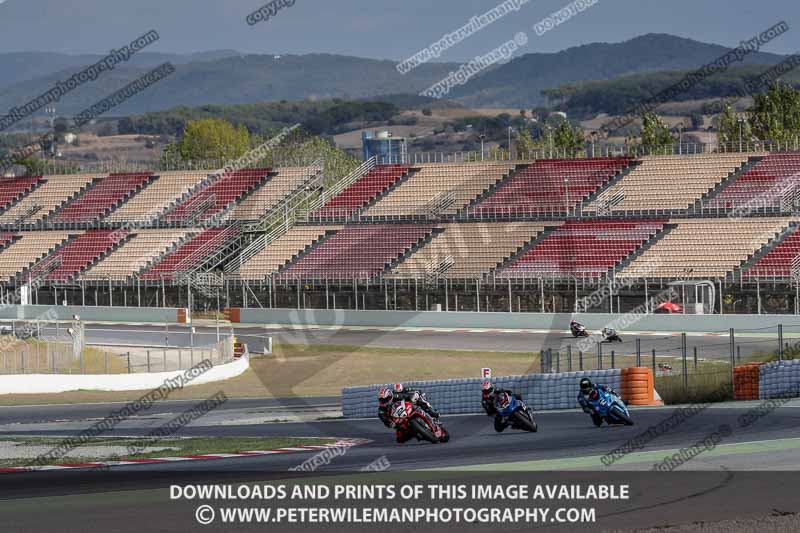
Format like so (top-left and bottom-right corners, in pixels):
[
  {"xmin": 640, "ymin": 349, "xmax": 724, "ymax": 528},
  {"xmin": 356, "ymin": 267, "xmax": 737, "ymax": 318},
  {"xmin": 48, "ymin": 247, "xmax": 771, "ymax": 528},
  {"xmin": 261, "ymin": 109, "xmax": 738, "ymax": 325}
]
[
  {"xmin": 0, "ymin": 355, "xmax": 249, "ymax": 394},
  {"xmin": 733, "ymin": 363, "xmax": 763, "ymax": 400},
  {"xmin": 229, "ymin": 308, "xmax": 800, "ymax": 334},
  {"xmin": 620, "ymin": 367, "xmax": 659, "ymax": 405},
  {"xmin": 757, "ymin": 359, "xmax": 800, "ymax": 399},
  {"xmin": 342, "ymin": 367, "xmax": 660, "ymax": 419},
  {"xmin": 0, "ymin": 305, "xmax": 189, "ymax": 324}
]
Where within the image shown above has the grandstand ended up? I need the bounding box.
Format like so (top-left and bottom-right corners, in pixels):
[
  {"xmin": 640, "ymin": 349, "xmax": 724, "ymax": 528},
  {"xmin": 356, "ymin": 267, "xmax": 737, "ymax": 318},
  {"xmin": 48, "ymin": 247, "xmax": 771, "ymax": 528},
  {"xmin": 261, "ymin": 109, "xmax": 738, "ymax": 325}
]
[{"xmin": 0, "ymin": 153, "xmax": 797, "ymax": 314}]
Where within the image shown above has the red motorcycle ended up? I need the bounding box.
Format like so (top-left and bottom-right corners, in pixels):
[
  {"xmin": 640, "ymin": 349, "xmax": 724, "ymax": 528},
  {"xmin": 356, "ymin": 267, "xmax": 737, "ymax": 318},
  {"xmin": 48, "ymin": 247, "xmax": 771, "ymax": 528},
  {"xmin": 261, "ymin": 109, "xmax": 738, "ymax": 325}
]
[{"xmin": 391, "ymin": 399, "xmax": 449, "ymax": 444}]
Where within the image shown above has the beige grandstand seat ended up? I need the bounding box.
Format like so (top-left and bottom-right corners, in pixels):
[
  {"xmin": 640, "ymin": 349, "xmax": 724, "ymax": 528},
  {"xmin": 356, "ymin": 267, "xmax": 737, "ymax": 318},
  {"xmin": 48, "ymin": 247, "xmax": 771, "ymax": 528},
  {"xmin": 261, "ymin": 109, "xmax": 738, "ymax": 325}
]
[
  {"xmin": 105, "ymin": 171, "xmax": 210, "ymax": 223},
  {"xmin": 364, "ymin": 162, "xmax": 516, "ymax": 217},
  {"xmin": 229, "ymin": 167, "xmax": 320, "ymax": 221},
  {"xmin": 387, "ymin": 222, "xmax": 555, "ymax": 279},
  {"xmin": 238, "ymin": 225, "xmax": 341, "ymax": 280},
  {"xmin": 0, "ymin": 174, "xmax": 100, "ymax": 224},
  {"xmin": 81, "ymin": 229, "xmax": 192, "ymax": 281},
  {"xmin": 0, "ymin": 231, "xmax": 78, "ymax": 281},
  {"xmin": 617, "ymin": 217, "xmax": 793, "ymax": 278},
  {"xmin": 585, "ymin": 154, "xmax": 749, "ymax": 213}
]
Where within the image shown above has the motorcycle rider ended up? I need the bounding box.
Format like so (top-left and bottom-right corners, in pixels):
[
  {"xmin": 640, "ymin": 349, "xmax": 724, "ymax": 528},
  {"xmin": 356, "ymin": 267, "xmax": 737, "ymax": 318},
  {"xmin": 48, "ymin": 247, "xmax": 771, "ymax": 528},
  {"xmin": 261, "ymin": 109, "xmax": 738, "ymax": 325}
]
[
  {"xmin": 377, "ymin": 387, "xmax": 395, "ymax": 429},
  {"xmin": 577, "ymin": 377, "xmax": 620, "ymax": 424},
  {"xmin": 481, "ymin": 380, "xmax": 524, "ymax": 432},
  {"xmin": 378, "ymin": 384, "xmax": 439, "ymax": 443},
  {"xmin": 379, "ymin": 383, "xmax": 439, "ymax": 422},
  {"xmin": 570, "ymin": 320, "xmax": 587, "ymax": 336},
  {"xmin": 602, "ymin": 327, "xmax": 620, "ymax": 341}
]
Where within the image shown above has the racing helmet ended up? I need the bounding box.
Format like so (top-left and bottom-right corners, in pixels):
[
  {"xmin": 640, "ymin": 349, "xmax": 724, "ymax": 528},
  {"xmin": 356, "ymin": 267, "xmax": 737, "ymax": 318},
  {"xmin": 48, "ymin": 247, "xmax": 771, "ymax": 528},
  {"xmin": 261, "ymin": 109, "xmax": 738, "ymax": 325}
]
[
  {"xmin": 579, "ymin": 377, "xmax": 593, "ymax": 395},
  {"xmin": 378, "ymin": 387, "xmax": 393, "ymax": 406},
  {"xmin": 393, "ymin": 383, "xmax": 404, "ymax": 394},
  {"xmin": 481, "ymin": 380, "xmax": 494, "ymax": 395},
  {"xmin": 497, "ymin": 392, "xmax": 510, "ymax": 408}
]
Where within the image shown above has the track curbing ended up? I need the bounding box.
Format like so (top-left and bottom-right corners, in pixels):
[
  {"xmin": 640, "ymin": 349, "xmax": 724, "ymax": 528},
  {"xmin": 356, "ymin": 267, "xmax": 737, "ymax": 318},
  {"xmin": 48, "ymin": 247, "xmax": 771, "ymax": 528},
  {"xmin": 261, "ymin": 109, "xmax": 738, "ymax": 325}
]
[{"xmin": 0, "ymin": 437, "xmax": 370, "ymax": 474}]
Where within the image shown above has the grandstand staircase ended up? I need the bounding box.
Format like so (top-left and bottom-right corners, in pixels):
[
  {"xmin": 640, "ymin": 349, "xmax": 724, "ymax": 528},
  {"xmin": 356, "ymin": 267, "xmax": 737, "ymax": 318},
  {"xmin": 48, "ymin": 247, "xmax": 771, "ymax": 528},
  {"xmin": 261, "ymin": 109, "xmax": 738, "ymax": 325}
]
[
  {"xmin": 418, "ymin": 190, "xmax": 456, "ymax": 219},
  {"xmin": 489, "ymin": 225, "xmax": 559, "ymax": 277},
  {"xmin": 690, "ymin": 156, "xmax": 764, "ymax": 214},
  {"xmin": 14, "ymin": 203, "xmax": 43, "ymax": 226},
  {"xmin": 130, "ymin": 231, "xmax": 199, "ymax": 280},
  {"xmin": 15, "ymin": 234, "xmax": 77, "ymax": 285},
  {"xmin": 185, "ymin": 225, "xmax": 245, "ymax": 274},
  {"xmin": 209, "ymin": 169, "xmax": 282, "ymax": 225},
  {"xmin": 242, "ymin": 163, "xmax": 325, "ymax": 234},
  {"xmin": 613, "ymin": 223, "xmax": 677, "ymax": 275},
  {"xmin": 351, "ymin": 166, "xmax": 419, "ymax": 220},
  {"xmin": 730, "ymin": 222, "xmax": 798, "ymax": 282},
  {"xmin": 456, "ymin": 163, "xmax": 530, "ymax": 218},
  {"xmin": 160, "ymin": 169, "xmax": 271, "ymax": 225},
  {"xmin": 424, "ymin": 255, "xmax": 455, "ymax": 283},
  {"xmin": 579, "ymin": 159, "xmax": 640, "ymax": 214},
  {"xmin": 154, "ymin": 171, "xmax": 215, "ymax": 222},
  {"xmin": 381, "ymin": 227, "xmax": 444, "ymax": 280},
  {"xmin": 230, "ymin": 159, "xmax": 367, "ymax": 273}
]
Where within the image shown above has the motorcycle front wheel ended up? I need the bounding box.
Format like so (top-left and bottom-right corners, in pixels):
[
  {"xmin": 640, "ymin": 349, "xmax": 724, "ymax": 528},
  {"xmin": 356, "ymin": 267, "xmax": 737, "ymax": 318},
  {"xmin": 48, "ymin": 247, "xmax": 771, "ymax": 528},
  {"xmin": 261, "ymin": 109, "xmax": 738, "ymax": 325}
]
[
  {"xmin": 514, "ymin": 410, "xmax": 538, "ymax": 432},
  {"xmin": 610, "ymin": 405, "xmax": 634, "ymax": 426},
  {"xmin": 409, "ymin": 418, "xmax": 439, "ymax": 443}
]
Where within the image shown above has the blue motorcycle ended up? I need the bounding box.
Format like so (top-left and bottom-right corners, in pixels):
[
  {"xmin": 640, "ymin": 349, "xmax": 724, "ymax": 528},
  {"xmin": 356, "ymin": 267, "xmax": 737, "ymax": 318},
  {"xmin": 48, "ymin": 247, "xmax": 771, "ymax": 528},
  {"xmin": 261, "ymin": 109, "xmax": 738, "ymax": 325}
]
[
  {"xmin": 494, "ymin": 392, "xmax": 538, "ymax": 432},
  {"xmin": 587, "ymin": 388, "xmax": 633, "ymax": 426}
]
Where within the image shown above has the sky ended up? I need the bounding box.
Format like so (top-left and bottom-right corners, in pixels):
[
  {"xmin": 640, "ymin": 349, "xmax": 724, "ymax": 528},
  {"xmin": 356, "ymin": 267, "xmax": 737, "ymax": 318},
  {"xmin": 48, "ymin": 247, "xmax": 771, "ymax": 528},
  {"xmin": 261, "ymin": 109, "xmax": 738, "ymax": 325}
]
[{"xmin": 0, "ymin": 0, "xmax": 797, "ymax": 60}]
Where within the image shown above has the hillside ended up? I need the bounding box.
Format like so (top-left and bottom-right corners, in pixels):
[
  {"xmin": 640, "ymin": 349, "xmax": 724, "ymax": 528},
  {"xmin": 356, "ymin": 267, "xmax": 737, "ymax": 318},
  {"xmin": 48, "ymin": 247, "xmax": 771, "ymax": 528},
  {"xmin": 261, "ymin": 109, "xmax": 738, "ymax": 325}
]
[
  {"xmin": 0, "ymin": 53, "xmax": 458, "ymax": 117},
  {"xmin": 451, "ymin": 33, "xmax": 785, "ymax": 107},
  {"xmin": 541, "ymin": 65, "xmax": 800, "ymax": 118},
  {"xmin": 0, "ymin": 33, "xmax": 789, "ymax": 119}
]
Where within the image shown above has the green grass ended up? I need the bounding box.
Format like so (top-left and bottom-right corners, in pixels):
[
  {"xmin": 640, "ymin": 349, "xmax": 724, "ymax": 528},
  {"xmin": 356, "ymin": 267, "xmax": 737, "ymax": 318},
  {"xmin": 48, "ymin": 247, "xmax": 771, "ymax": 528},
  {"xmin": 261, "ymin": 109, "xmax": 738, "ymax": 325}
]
[
  {"xmin": 655, "ymin": 362, "xmax": 734, "ymax": 404},
  {"xmin": 0, "ymin": 436, "xmax": 337, "ymax": 467}
]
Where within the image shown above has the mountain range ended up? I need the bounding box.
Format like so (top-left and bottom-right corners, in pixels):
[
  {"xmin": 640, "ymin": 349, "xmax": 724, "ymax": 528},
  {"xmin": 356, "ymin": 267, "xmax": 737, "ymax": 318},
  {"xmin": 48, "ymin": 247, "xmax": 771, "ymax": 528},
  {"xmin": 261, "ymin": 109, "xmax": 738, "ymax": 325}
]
[{"xmin": 0, "ymin": 33, "xmax": 788, "ymax": 117}]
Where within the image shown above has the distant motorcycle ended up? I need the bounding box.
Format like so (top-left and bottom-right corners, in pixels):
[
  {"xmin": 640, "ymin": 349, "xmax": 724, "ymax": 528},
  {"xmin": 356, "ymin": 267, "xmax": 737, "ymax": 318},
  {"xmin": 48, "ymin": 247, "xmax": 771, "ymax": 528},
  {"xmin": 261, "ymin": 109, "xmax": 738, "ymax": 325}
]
[
  {"xmin": 390, "ymin": 400, "xmax": 449, "ymax": 444},
  {"xmin": 570, "ymin": 322, "xmax": 589, "ymax": 338},
  {"xmin": 586, "ymin": 388, "xmax": 633, "ymax": 426},
  {"xmin": 602, "ymin": 327, "xmax": 623, "ymax": 342},
  {"xmin": 494, "ymin": 392, "xmax": 538, "ymax": 432}
]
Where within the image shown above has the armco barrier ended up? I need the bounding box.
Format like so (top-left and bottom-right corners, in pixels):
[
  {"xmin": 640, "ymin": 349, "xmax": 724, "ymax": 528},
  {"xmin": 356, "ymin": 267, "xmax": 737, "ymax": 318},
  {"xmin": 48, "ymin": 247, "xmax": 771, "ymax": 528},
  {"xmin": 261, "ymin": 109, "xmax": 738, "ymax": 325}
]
[
  {"xmin": 0, "ymin": 355, "xmax": 249, "ymax": 394},
  {"xmin": 231, "ymin": 308, "xmax": 800, "ymax": 334},
  {"xmin": 0, "ymin": 305, "xmax": 189, "ymax": 324},
  {"xmin": 343, "ymin": 369, "xmax": 637, "ymax": 419},
  {"xmin": 758, "ymin": 359, "xmax": 800, "ymax": 399}
]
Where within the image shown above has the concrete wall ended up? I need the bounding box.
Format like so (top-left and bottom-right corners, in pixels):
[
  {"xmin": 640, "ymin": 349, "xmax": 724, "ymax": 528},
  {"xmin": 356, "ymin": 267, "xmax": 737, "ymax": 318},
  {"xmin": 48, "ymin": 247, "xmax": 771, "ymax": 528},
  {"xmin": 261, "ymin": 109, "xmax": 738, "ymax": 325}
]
[
  {"xmin": 342, "ymin": 369, "xmax": 622, "ymax": 418},
  {"xmin": 0, "ymin": 305, "xmax": 189, "ymax": 324},
  {"xmin": 0, "ymin": 355, "xmax": 249, "ymax": 394},
  {"xmin": 235, "ymin": 308, "xmax": 800, "ymax": 333}
]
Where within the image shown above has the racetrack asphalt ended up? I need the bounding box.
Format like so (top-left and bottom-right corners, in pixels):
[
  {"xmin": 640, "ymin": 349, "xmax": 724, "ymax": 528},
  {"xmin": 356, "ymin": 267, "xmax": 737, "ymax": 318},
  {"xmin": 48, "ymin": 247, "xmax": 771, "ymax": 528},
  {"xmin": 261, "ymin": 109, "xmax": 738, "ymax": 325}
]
[{"xmin": 1, "ymin": 401, "xmax": 800, "ymax": 532}]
